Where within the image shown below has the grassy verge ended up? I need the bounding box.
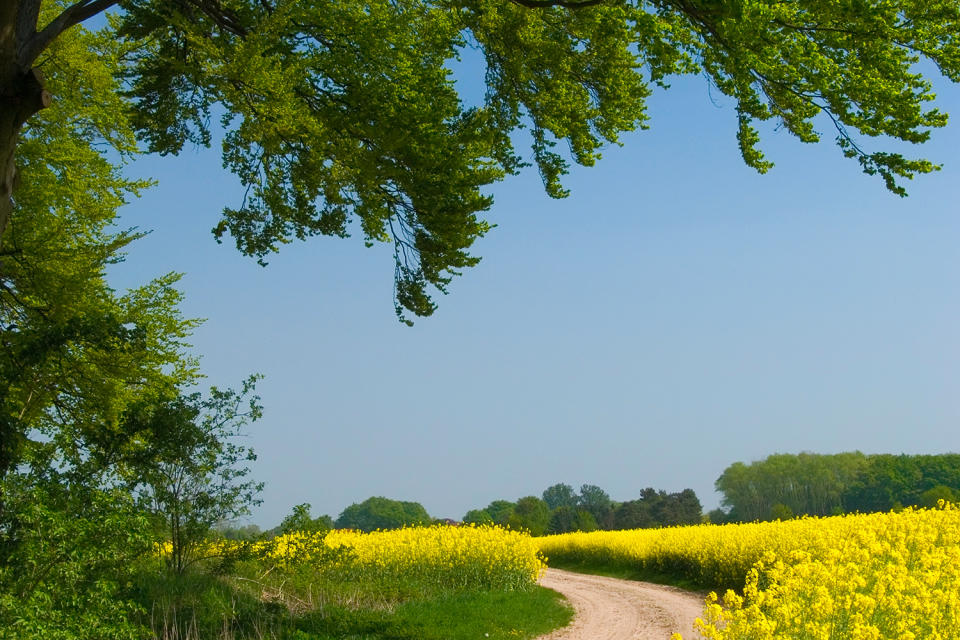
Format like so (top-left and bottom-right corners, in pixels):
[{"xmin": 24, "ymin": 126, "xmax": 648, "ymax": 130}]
[
  {"xmin": 545, "ymin": 558, "xmax": 711, "ymax": 594},
  {"xmin": 293, "ymin": 588, "xmax": 571, "ymax": 640},
  {"xmin": 128, "ymin": 559, "xmax": 572, "ymax": 640}
]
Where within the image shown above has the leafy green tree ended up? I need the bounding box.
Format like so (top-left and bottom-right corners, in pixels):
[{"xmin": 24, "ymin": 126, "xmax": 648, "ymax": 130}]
[
  {"xmin": 919, "ymin": 485, "xmax": 958, "ymax": 508},
  {"xmin": 706, "ymin": 508, "xmax": 728, "ymax": 525},
  {"xmin": 278, "ymin": 503, "xmax": 333, "ymax": 535},
  {"xmin": 216, "ymin": 523, "xmax": 262, "ymax": 541},
  {"xmin": 542, "ymin": 483, "xmax": 578, "ymax": 510},
  {"xmin": 573, "ymin": 509, "xmax": 599, "ymax": 533},
  {"xmin": 770, "ymin": 503, "xmax": 795, "ymax": 521},
  {"xmin": 335, "ymin": 496, "xmax": 431, "ymax": 532},
  {"xmin": 0, "ymin": 10, "xmax": 197, "ymax": 621},
  {"xmin": 716, "ymin": 453, "xmax": 868, "ymax": 521},
  {"xmin": 716, "ymin": 452, "xmax": 960, "ymax": 520},
  {"xmin": 578, "ymin": 484, "xmax": 613, "ymax": 529},
  {"xmin": 485, "ymin": 500, "xmax": 517, "ymax": 526},
  {"xmin": 3, "ymin": 1, "xmax": 960, "ymax": 321},
  {"xmin": 546, "ymin": 506, "xmax": 577, "ymax": 535},
  {"xmin": 659, "ymin": 489, "xmax": 703, "ymax": 526},
  {"xmin": 507, "ymin": 496, "xmax": 551, "ymax": 536},
  {"xmin": 546, "ymin": 506, "xmax": 598, "ymax": 534},
  {"xmin": 609, "ymin": 488, "xmax": 701, "ymax": 529},
  {"xmin": 0, "ymin": 477, "xmax": 151, "ymax": 639},
  {"xmin": 0, "ymin": 10, "xmax": 202, "ymax": 631},
  {"xmin": 0, "ymin": 8, "xmax": 198, "ymax": 510},
  {"xmin": 462, "ymin": 508, "xmax": 493, "ymax": 525},
  {"xmin": 119, "ymin": 376, "xmax": 264, "ymax": 574},
  {"xmin": 613, "ymin": 498, "xmax": 655, "ymax": 530},
  {"xmin": 846, "ymin": 454, "xmax": 960, "ymax": 511}
]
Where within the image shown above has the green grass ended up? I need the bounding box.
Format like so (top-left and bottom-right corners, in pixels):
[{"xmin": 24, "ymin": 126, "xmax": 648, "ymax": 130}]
[
  {"xmin": 290, "ymin": 588, "xmax": 572, "ymax": 640},
  {"xmin": 546, "ymin": 558, "xmax": 712, "ymax": 594},
  {"xmin": 128, "ymin": 559, "xmax": 572, "ymax": 640}
]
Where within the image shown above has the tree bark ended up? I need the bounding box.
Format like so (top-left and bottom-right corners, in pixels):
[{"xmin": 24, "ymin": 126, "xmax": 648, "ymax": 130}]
[
  {"xmin": 0, "ymin": 68, "xmax": 50, "ymax": 251},
  {"xmin": 0, "ymin": 2, "xmax": 56, "ymax": 253}
]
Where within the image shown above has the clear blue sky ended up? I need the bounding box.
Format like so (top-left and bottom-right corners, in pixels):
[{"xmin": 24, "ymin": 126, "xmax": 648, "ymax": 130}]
[{"xmin": 108, "ymin": 57, "xmax": 960, "ymax": 527}]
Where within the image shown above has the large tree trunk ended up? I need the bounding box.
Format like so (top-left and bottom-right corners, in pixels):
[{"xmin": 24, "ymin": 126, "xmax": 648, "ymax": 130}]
[
  {"xmin": 0, "ymin": 67, "xmax": 50, "ymax": 250},
  {"xmin": 0, "ymin": 99, "xmax": 24, "ymax": 247},
  {"xmin": 0, "ymin": 1, "xmax": 52, "ymax": 251}
]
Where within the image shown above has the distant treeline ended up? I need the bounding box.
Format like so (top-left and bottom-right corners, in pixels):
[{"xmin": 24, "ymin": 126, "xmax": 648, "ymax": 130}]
[
  {"xmin": 222, "ymin": 485, "xmax": 705, "ymax": 539},
  {"xmin": 224, "ymin": 452, "xmax": 960, "ymax": 538},
  {"xmin": 712, "ymin": 452, "xmax": 960, "ymax": 523},
  {"xmin": 463, "ymin": 483, "xmax": 703, "ymax": 536},
  {"xmin": 219, "ymin": 497, "xmax": 430, "ymax": 538}
]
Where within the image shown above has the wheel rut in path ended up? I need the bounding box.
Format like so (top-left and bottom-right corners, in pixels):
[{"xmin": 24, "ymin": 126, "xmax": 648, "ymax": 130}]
[{"xmin": 537, "ymin": 568, "xmax": 708, "ymax": 640}]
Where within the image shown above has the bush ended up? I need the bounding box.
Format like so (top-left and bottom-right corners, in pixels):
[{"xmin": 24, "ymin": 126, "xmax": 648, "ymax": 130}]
[
  {"xmin": 0, "ymin": 479, "xmax": 150, "ymax": 640},
  {"xmin": 336, "ymin": 497, "xmax": 431, "ymax": 532}
]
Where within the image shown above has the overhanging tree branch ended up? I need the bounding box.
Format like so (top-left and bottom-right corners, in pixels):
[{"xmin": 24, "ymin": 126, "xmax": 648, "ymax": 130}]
[
  {"xmin": 15, "ymin": 1, "xmax": 43, "ymax": 56},
  {"xmin": 19, "ymin": 0, "xmax": 119, "ymax": 69}
]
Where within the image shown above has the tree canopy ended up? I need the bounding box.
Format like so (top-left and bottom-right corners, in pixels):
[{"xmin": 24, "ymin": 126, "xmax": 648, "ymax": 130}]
[
  {"xmin": 0, "ymin": 4, "xmax": 198, "ymax": 514},
  {"xmin": 2, "ymin": 0, "xmax": 959, "ymax": 321},
  {"xmin": 0, "ymin": 9, "xmax": 208, "ymax": 632},
  {"xmin": 464, "ymin": 483, "xmax": 703, "ymax": 534},
  {"xmin": 335, "ymin": 496, "xmax": 431, "ymax": 531},
  {"xmin": 715, "ymin": 452, "xmax": 960, "ymax": 522}
]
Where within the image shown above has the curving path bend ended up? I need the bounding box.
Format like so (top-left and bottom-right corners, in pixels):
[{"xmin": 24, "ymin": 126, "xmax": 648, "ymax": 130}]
[{"xmin": 537, "ymin": 569, "xmax": 709, "ymax": 640}]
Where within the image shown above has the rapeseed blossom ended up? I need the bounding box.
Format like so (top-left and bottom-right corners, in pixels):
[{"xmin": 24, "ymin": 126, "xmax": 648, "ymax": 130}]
[
  {"xmin": 541, "ymin": 503, "xmax": 960, "ymax": 639},
  {"xmin": 265, "ymin": 524, "xmax": 545, "ymax": 591}
]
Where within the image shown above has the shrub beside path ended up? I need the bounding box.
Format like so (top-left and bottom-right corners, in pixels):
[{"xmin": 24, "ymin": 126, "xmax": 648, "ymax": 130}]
[{"xmin": 537, "ymin": 569, "xmax": 708, "ymax": 640}]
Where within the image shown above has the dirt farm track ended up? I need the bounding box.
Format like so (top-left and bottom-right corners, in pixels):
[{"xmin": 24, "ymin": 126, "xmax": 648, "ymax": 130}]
[{"xmin": 538, "ymin": 569, "xmax": 708, "ymax": 640}]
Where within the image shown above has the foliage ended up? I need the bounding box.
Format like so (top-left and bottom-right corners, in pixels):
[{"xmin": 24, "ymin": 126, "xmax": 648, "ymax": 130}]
[
  {"xmin": 119, "ymin": 376, "xmax": 264, "ymax": 574},
  {"xmin": 463, "ymin": 508, "xmax": 494, "ymax": 525},
  {"xmin": 114, "ymin": 0, "xmax": 960, "ymax": 320},
  {"xmin": 0, "ymin": 478, "xmax": 150, "ymax": 640},
  {"xmin": 577, "ymin": 484, "xmax": 614, "ymax": 528},
  {"xmin": 508, "ymin": 496, "xmax": 551, "ymax": 536},
  {"xmin": 130, "ymin": 554, "xmax": 569, "ymax": 640},
  {"xmin": 846, "ymin": 453, "xmax": 960, "ymax": 512},
  {"xmin": 216, "ymin": 522, "xmax": 262, "ymax": 541},
  {"xmin": 705, "ymin": 508, "xmax": 728, "ymax": 525},
  {"xmin": 613, "ymin": 488, "xmax": 702, "ymax": 529},
  {"xmin": 547, "ymin": 506, "xmax": 598, "ymax": 535},
  {"xmin": 0, "ymin": 10, "xmax": 198, "ymax": 637},
  {"xmin": 0, "ymin": 2, "xmax": 198, "ymax": 495},
  {"xmin": 335, "ymin": 496, "xmax": 431, "ymax": 532},
  {"xmin": 715, "ymin": 452, "xmax": 960, "ymax": 521},
  {"xmin": 277, "ymin": 502, "xmax": 333, "ymax": 535},
  {"xmin": 485, "ymin": 500, "xmax": 517, "ymax": 526},
  {"xmin": 542, "ymin": 483, "xmax": 578, "ymax": 510},
  {"xmin": 467, "ymin": 484, "xmax": 703, "ymax": 535},
  {"xmin": 7, "ymin": 0, "xmax": 960, "ymax": 321},
  {"xmin": 919, "ymin": 485, "xmax": 959, "ymax": 508}
]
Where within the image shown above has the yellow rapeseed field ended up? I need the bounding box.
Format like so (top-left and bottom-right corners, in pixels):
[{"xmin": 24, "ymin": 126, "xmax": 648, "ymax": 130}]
[
  {"xmin": 261, "ymin": 524, "xmax": 546, "ymax": 591},
  {"xmin": 541, "ymin": 503, "xmax": 960, "ymax": 639}
]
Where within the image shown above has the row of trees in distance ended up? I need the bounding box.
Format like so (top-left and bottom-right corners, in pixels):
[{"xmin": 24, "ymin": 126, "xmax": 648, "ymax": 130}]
[
  {"xmin": 231, "ymin": 451, "xmax": 960, "ymax": 542},
  {"xmin": 222, "ymin": 486, "xmax": 705, "ymax": 540},
  {"xmin": 267, "ymin": 451, "xmax": 960, "ymax": 539},
  {"xmin": 220, "ymin": 497, "xmax": 431, "ymax": 538},
  {"xmin": 463, "ymin": 483, "xmax": 703, "ymax": 536},
  {"xmin": 713, "ymin": 452, "xmax": 960, "ymax": 523}
]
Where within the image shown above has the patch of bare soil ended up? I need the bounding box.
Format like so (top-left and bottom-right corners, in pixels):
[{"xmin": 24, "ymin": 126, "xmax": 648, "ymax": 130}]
[{"xmin": 537, "ymin": 569, "xmax": 708, "ymax": 640}]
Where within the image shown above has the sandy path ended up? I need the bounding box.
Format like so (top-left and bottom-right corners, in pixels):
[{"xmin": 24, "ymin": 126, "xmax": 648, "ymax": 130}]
[{"xmin": 537, "ymin": 569, "xmax": 708, "ymax": 640}]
